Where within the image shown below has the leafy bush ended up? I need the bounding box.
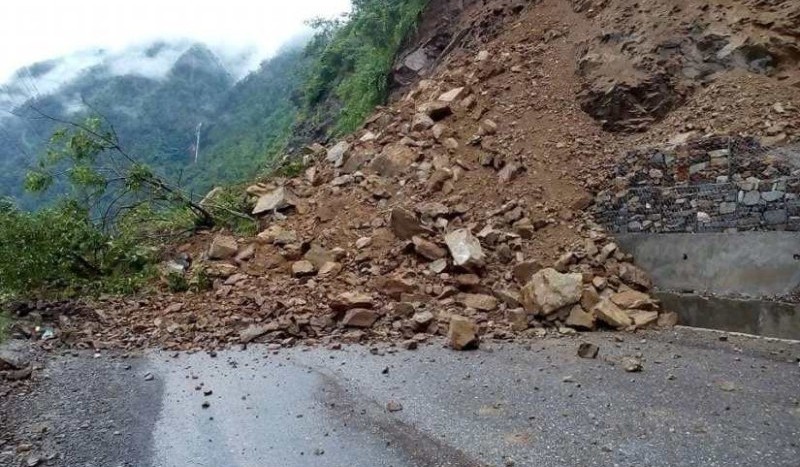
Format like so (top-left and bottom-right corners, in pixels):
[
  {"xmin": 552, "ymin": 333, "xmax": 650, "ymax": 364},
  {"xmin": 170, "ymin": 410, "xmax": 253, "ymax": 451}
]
[{"xmin": 0, "ymin": 199, "xmax": 153, "ymax": 296}]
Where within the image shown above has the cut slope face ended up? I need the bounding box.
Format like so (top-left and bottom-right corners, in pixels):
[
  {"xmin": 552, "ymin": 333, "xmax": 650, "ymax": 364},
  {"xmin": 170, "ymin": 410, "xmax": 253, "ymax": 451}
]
[{"xmin": 13, "ymin": 0, "xmax": 800, "ymax": 350}]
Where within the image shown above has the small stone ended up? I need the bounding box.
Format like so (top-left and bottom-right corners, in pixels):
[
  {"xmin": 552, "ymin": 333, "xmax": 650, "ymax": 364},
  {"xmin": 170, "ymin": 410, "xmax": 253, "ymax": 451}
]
[
  {"xmin": 622, "ymin": 357, "xmax": 643, "ymax": 373},
  {"xmin": 144, "ymin": 372, "xmax": 154, "ymax": 381},
  {"xmin": 566, "ymin": 305, "xmax": 596, "ymax": 330},
  {"xmin": 719, "ymin": 381, "xmax": 736, "ymax": 392},
  {"xmin": 577, "ymin": 343, "xmax": 599, "ymax": 359},
  {"xmin": 593, "ymin": 299, "xmax": 633, "ymax": 329},
  {"xmin": 292, "ymin": 260, "xmax": 316, "ymax": 277},
  {"xmin": 386, "ymin": 400, "xmax": 404, "ymax": 412},
  {"xmin": 342, "ymin": 309, "xmax": 381, "ymax": 328},
  {"xmin": 412, "ymin": 236, "xmax": 447, "ymax": 260},
  {"xmin": 355, "ymin": 237, "xmax": 373, "ymax": 249},
  {"xmin": 460, "ymin": 293, "xmax": 498, "ymax": 311}
]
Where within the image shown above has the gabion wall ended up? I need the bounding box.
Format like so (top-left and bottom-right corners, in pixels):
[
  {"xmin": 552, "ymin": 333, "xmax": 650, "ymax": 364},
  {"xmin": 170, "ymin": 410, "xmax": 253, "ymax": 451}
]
[{"xmin": 593, "ymin": 137, "xmax": 800, "ymax": 233}]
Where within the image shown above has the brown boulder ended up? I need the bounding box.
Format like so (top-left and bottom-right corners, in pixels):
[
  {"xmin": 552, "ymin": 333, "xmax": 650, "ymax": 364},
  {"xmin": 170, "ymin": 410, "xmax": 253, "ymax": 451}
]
[
  {"xmin": 448, "ymin": 315, "xmax": 478, "ymax": 350},
  {"xmin": 342, "ymin": 309, "xmax": 381, "ymax": 328},
  {"xmin": 208, "ymin": 235, "xmax": 238, "ymax": 260},
  {"xmin": 520, "ymin": 268, "xmax": 583, "ymax": 315}
]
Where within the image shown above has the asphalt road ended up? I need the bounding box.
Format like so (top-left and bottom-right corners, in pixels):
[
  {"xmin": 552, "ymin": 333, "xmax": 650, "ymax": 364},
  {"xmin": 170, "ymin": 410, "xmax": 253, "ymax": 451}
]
[{"xmin": 2, "ymin": 327, "xmax": 799, "ymax": 467}]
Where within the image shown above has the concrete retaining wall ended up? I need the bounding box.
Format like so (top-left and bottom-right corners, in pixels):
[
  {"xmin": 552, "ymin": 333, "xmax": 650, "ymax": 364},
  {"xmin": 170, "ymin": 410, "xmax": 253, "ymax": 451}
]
[
  {"xmin": 657, "ymin": 292, "xmax": 800, "ymax": 340},
  {"xmin": 616, "ymin": 232, "xmax": 800, "ymax": 299}
]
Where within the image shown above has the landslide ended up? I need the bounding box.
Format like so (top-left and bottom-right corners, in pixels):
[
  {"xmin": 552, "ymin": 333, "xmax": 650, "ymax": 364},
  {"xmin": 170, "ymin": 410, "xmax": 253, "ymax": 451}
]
[{"xmin": 7, "ymin": 0, "xmax": 799, "ymax": 352}]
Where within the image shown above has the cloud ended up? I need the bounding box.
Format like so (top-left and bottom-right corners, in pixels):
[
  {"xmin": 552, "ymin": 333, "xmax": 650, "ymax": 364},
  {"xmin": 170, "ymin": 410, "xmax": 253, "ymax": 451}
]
[{"xmin": 0, "ymin": 0, "xmax": 351, "ymax": 82}]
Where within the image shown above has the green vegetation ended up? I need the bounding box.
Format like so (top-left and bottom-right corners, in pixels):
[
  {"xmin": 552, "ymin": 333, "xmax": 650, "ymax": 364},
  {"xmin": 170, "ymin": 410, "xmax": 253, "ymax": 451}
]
[
  {"xmin": 303, "ymin": 0, "xmax": 428, "ymax": 134},
  {"xmin": 0, "ymin": 117, "xmax": 253, "ymax": 299},
  {"xmin": 0, "ymin": 0, "xmax": 430, "ymax": 299},
  {"xmin": 0, "ymin": 308, "xmax": 12, "ymax": 343}
]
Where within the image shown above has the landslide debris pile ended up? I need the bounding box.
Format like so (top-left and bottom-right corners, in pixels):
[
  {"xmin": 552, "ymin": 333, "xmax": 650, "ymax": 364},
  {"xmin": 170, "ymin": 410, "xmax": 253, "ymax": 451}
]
[
  {"xmin": 16, "ymin": 80, "xmax": 675, "ymax": 352},
  {"xmin": 5, "ymin": 0, "xmax": 799, "ymax": 352}
]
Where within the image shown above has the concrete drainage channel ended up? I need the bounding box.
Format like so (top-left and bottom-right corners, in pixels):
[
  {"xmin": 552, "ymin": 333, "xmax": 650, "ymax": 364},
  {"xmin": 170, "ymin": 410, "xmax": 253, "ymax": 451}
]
[{"xmin": 617, "ymin": 232, "xmax": 800, "ymax": 340}]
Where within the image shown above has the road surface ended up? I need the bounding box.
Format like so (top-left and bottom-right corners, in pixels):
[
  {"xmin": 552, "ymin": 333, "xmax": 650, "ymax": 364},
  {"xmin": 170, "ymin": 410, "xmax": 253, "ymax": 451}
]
[{"xmin": 2, "ymin": 327, "xmax": 799, "ymax": 466}]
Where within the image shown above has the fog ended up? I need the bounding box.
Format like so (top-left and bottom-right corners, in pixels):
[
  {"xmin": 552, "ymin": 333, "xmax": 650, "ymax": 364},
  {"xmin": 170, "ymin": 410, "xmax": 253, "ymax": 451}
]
[{"xmin": 0, "ymin": 0, "xmax": 351, "ymax": 108}]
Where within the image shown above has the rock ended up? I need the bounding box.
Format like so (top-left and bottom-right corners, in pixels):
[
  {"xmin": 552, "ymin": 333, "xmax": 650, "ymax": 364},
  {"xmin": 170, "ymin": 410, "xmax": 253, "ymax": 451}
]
[
  {"xmin": 460, "ymin": 293, "xmax": 498, "ymax": 311},
  {"xmin": 592, "ymin": 299, "xmax": 633, "ymax": 329},
  {"xmin": 580, "ymin": 287, "xmax": 601, "ymax": 312},
  {"xmin": 370, "ymin": 144, "xmax": 417, "ymax": 177},
  {"xmin": 554, "ymin": 252, "xmax": 575, "ymax": 272},
  {"xmin": 611, "ymin": 290, "xmax": 655, "ymax": 309},
  {"xmin": 412, "ymin": 236, "xmax": 447, "ymax": 260},
  {"xmin": 444, "ymin": 229, "xmax": 486, "ymax": 268},
  {"xmin": 375, "ymin": 276, "xmax": 416, "ymax": 299},
  {"xmin": 411, "ymin": 113, "xmax": 435, "ymax": 131},
  {"xmin": 252, "ymin": 186, "xmax": 298, "ymax": 215},
  {"xmin": 618, "ymin": 263, "xmax": 653, "ymax": 291},
  {"xmin": 208, "ymin": 235, "xmax": 238, "ymax": 260},
  {"xmin": 429, "ymin": 258, "xmax": 448, "ymax": 273},
  {"xmin": 326, "ymin": 141, "xmax": 350, "ymax": 167},
  {"xmin": 0, "ymin": 346, "xmax": 30, "ymax": 370},
  {"xmin": 420, "ymin": 101, "xmax": 453, "ymax": 120},
  {"xmin": 448, "ymin": 315, "xmax": 478, "ymax": 350},
  {"xmin": 330, "ymin": 292, "xmax": 374, "ymax": 312},
  {"xmin": 386, "ymin": 400, "xmax": 404, "ymax": 412},
  {"xmin": 303, "ymin": 244, "xmax": 335, "ymax": 270},
  {"xmin": 258, "ymin": 225, "xmax": 297, "ymax": 245},
  {"xmin": 355, "ymin": 237, "xmax": 373, "ymax": 249},
  {"xmin": 742, "ymin": 190, "xmax": 761, "ymax": 206},
  {"xmin": 402, "ymin": 339, "xmax": 418, "ymax": 350},
  {"xmin": 566, "ymin": 305, "xmax": 596, "ymax": 330},
  {"xmin": 292, "ymin": 260, "xmax": 316, "ymax": 277},
  {"xmin": 390, "ymin": 208, "xmax": 428, "ymax": 240},
  {"xmin": 577, "ymin": 343, "xmax": 599, "ymax": 359},
  {"xmin": 597, "ymin": 242, "xmax": 617, "ymax": 262},
  {"xmin": 479, "ymin": 119, "xmax": 497, "ymax": 135},
  {"xmin": 240, "ymin": 323, "xmax": 279, "ymax": 343},
  {"xmin": 507, "ymin": 308, "xmax": 528, "ymax": 331},
  {"xmin": 438, "ymin": 87, "xmax": 465, "ymax": 102},
  {"xmin": 629, "ymin": 310, "xmax": 659, "ymax": 327},
  {"xmin": 497, "ymin": 163, "xmax": 523, "ymax": 183},
  {"xmin": 520, "ymin": 268, "xmax": 583, "ymax": 315},
  {"xmin": 622, "ymin": 357, "xmax": 643, "ymax": 373},
  {"xmin": 412, "ymin": 311, "xmax": 435, "ymax": 329},
  {"xmin": 318, "ymin": 261, "xmax": 343, "ymax": 277},
  {"xmin": 342, "ymin": 309, "xmax": 381, "ymax": 328}
]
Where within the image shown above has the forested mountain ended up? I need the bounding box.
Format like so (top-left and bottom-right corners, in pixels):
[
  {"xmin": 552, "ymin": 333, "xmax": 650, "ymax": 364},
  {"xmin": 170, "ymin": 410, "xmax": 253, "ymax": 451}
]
[{"xmin": 0, "ymin": 41, "xmax": 308, "ymax": 208}]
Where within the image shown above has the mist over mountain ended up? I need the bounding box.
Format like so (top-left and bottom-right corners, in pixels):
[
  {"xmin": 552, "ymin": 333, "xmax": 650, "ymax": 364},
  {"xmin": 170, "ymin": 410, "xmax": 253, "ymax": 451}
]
[{"xmin": 0, "ymin": 39, "xmax": 309, "ymax": 208}]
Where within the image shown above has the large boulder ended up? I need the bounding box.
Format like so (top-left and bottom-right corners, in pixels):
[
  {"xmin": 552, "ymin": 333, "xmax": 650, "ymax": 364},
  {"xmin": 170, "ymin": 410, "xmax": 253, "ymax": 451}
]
[
  {"xmin": 370, "ymin": 144, "xmax": 417, "ymax": 177},
  {"xmin": 326, "ymin": 141, "xmax": 350, "ymax": 167},
  {"xmin": 444, "ymin": 229, "xmax": 486, "ymax": 268},
  {"xmin": 208, "ymin": 235, "xmax": 238, "ymax": 260},
  {"xmin": 520, "ymin": 268, "xmax": 583, "ymax": 315},
  {"xmin": 592, "ymin": 299, "xmax": 633, "ymax": 329},
  {"xmin": 252, "ymin": 187, "xmax": 298, "ymax": 215}
]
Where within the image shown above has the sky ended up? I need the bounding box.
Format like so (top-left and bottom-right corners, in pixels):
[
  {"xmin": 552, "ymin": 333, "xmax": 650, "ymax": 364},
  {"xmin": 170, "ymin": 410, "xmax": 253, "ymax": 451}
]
[{"xmin": 0, "ymin": 0, "xmax": 351, "ymax": 82}]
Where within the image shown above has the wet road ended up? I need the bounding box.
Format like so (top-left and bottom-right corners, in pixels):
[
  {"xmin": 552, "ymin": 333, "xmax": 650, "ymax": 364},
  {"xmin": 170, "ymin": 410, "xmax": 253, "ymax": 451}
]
[{"xmin": 3, "ymin": 327, "xmax": 800, "ymax": 467}]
